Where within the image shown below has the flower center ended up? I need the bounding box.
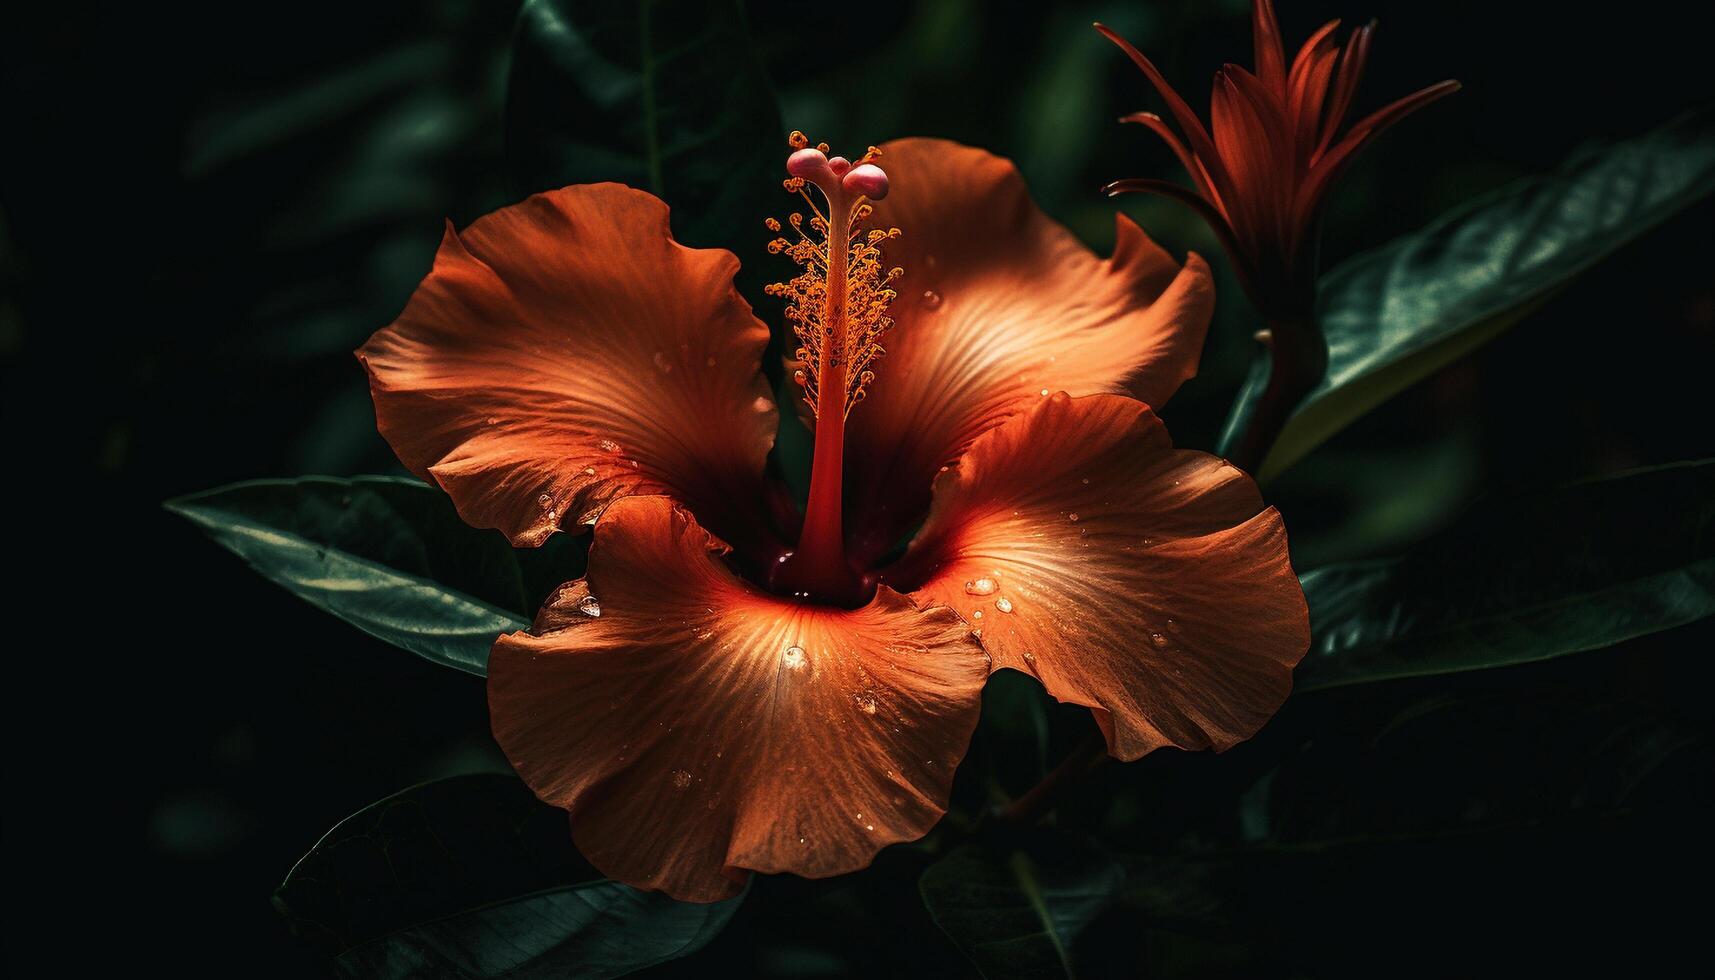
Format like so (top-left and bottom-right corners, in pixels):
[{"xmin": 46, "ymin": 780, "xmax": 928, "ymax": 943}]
[{"xmin": 765, "ymin": 131, "xmax": 901, "ymax": 605}]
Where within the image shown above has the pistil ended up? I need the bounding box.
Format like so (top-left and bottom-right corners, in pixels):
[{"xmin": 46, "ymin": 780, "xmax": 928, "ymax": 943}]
[{"xmin": 765, "ymin": 133, "xmax": 900, "ymax": 603}]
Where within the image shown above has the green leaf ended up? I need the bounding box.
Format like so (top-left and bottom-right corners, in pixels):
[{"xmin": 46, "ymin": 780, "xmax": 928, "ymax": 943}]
[
  {"xmin": 275, "ymin": 773, "xmax": 743, "ymax": 978},
  {"xmin": 1297, "ymin": 459, "xmax": 1715, "ymax": 692},
  {"xmin": 506, "ymin": 0, "xmax": 784, "ymax": 256},
  {"xmin": 919, "ymin": 836, "xmax": 1127, "ymax": 980},
  {"xmin": 166, "ymin": 476, "xmax": 580, "ymax": 676},
  {"xmin": 1219, "ymin": 107, "xmax": 1715, "ymax": 479}
]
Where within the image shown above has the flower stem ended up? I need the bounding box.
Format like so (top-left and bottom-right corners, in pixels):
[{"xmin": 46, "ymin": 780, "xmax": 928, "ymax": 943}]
[
  {"xmin": 1222, "ymin": 313, "xmax": 1327, "ymax": 475},
  {"xmin": 991, "ymin": 732, "xmax": 1110, "ymax": 826}
]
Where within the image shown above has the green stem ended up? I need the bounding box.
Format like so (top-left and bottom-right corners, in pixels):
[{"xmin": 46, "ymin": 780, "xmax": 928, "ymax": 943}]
[{"xmin": 1223, "ymin": 313, "xmax": 1327, "ymax": 476}]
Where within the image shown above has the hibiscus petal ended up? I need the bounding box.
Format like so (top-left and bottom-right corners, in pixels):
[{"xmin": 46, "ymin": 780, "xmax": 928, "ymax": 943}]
[
  {"xmin": 838, "ymin": 138, "xmax": 1215, "ymax": 563},
  {"xmin": 359, "ymin": 184, "xmax": 777, "ymax": 552},
  {"xmin": 901, "ymin": 393, "xmax": 1309, "ymax": 760},
  {"xmin": 488, "ymin": 496, "xmax": 988, "ymax": 902}
]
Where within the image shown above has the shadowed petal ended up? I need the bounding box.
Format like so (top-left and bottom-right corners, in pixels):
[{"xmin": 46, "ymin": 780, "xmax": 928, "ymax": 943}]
[
  {"xmin": 901, "ymin": 393, "xmax": 1309, "ymax": 760},
  {"xmin": 837, "ymin": 138, "xmax": 1215, "ymax": 562},
  {"xmin": 359, "ymin": 184, "xmax": 777, "ymax": 552},
  {"xmin": 489, "ymin": 496, "xmax": 988, "ymax": 902},
  {"xmin": 1252, "ymin": 0, "xmax": 1288, "ymax": 95}
]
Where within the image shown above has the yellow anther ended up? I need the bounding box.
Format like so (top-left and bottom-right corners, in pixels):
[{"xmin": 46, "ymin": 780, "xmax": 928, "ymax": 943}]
[{"xmin": 765, "ymin": 130, "xmax": 904, "ymax": 419}]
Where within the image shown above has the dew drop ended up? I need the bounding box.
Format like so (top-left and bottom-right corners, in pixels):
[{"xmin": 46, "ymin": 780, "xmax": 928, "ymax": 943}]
[
  {"xmin": 1068, "ymin": 513, "xmax": 1080, "ymax": 523},
  {"xmin": 963, "ymin": 577, "xmax": 998, "ymax": 596},
  {"xmin": 581, "ymin": 466, "xmax": 596, "ymax": 477},
  {"xmin": 1021, "ymin": 650, "xmax": 1037, "ymax": 665},
  {"xmin": 652, "ymin": 351, "xmax": 674, "ymax": 373},
  {"xmin": 995, "ymin": 597, "xmax": 1014, "ymax": 614},
  {"xmin": 537, "ymin": 492, "xmax": 553, "ymax": 509},
  {"xmin": 752, "ymin": 395, "xmax": 774, "ymax": 412},
  {"xmin": 1080, "ymin": 477, "xmax": 1091, "ymax": 485},
  {"xmin": 670, "ymin": 769, "xmax": 692, "ymax": 789},
  {"xmin": 486, "ymin": 416, "xmax": 499, "ymax": 426},
  {"xmin": 856, "ymin": 694, "xmax": 878, "ymax": 715},
  {"xmin": 782, "ymin": 645, "xmax": 807, "ymax": 670},
  {"xmin": 577, "ymin": 595, "xmax": 602, "ymax": 618},
  {"xmin": 706, "ymin": 355, "xmax": 718, "ymax": 368},
  {"xmin": 921, "ymin": 289, "xmax": 942, "ymax": 308},
  {"xmin": 1039, "ymin": 388, "xmax": 1050, "ymax": 397},
  {"xmin": 972, "ymin": 609, "xmax": 983, "ymax": 620},
  {"xmin": 597, "ymin": 438, "xmax": 621, "ymax": 454},
  {"xmin": 1150, "ymin": 631, "xmax": 1169, "ymax": 648}
]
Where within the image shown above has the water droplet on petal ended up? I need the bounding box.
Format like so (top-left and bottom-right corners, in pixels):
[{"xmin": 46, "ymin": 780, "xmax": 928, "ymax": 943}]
[
  {"xmin": 486, "ymin": 416, "xmax": 499, "ymax": 426},
  {"xmin": 1080, "ymin": 477, "xmax": 1091, "ymax": 485},
  {"xmin": 1039, "ymin": 388, "xmax": 1050, "ymax": 397},
  {"xmin": 1068, "ymin": 513, "xmax": 1080, "ymax": 523},
  {"xmin": 671, "ymin": 769, "xmax": 692, "ymax": 789},
  {"xmin": 964, "ymin": 577, "xmax": 998, "ymax": 596},
  {"xmin": 577, "ymin": 595, "xmax": 602, "ymax": 618},
  {"xmin": 597, "ymin": 438, "xmax": 621, "ymax": 454},
  {"xmin": 537, "ymin": 493, "xmax": 553, "ymax": 509},
  {"xmin": 1022, "ymin": 650, "xmax": 1037, "ymax": 665},
  {"xmin": 582, "ymin": 466, "xmax": 596, "ymax": 477},
  {"xmin": 752, "ymin": 395, "xmax": 774, "ymax": 412},
  {"xmin": 1150, "ymin": 631, "xmax": 1168, "ymax": 648},
  {"xmin": 783, "ymin": 645, "xmax": 806, "ymax": 670},
  {"xmin": 856, "ymin": 694, "xmax": 878, "ymax": 715},
  {"xmin": 972, "ymin": 609, "xmax": 983, "ymax": 620},
  {"xmin": 652, "ymin": 351, "xmax": 674, "ymax": 373},
  {"xmin": 995, "ymin": 597, "xmax": 1014, "ymax": 614},
  {"xmin": 921, "ymin": 289, "xmax": 942, "ymax": 308}
]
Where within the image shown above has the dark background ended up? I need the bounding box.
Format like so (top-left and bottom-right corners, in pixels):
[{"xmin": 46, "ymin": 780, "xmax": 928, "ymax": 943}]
[{"xmin": 4, "ymin": 0, "xmax": 1712, "ymax": 975}]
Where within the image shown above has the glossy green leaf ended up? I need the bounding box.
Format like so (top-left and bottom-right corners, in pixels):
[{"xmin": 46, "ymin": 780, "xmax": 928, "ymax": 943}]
[
  {"xmin": 506, "ymin": 0, "xmax": 783, "ymax": 257},
  {"xmin": 275, "ymin": 774, "xmax": 743, "ymax": 978},
  {"xmin": 167, "ymin": 476, "xmax": 580, "ymax": 676},
  {"xmin": 1297, "ymin": 459, "xmax": 1715, "ymax": 692},
  {"xmin": 1219, "ymin": 107, "xmax": 1715, "ymax": 479},
  {"xmin": 919, "ymin": 836, "xmax": 1127, "ymax": 980}
]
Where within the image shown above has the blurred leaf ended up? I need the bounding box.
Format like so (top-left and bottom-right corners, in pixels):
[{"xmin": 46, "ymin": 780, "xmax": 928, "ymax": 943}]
[
  {"xmin": 171, "ymin": 7, "xmax": 515, "ymax": 475},
  {"xmin": 1219, "ymin": 107, "xmax": 1715, "ymax": 479},
  {"xmin": 167, "ymin": 476, "xmax": 581, "ymax": 676},
  {"xmin": 919, "ymin": 835, "xmax": 1126, "ymax": 980},
  {"xmin": 1297, "ymin": 459, "xmax": 1715, "ymax": 692},
  {"xmin": 506, "ymin": 0, "xmax": 783, "ymax": 256},
  {"xmin": 275, "ymin": 773, "xmax": 742, "ymax": 978},
  {"xmin": 1111, "ymin": 812, "xmax": 1697, "ymax": 979}
]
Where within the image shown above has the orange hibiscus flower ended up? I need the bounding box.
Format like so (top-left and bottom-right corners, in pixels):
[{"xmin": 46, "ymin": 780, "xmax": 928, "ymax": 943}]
[{"xmin": 358, "ymin": 134, "xmax": 1310, "ymax": 902}]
